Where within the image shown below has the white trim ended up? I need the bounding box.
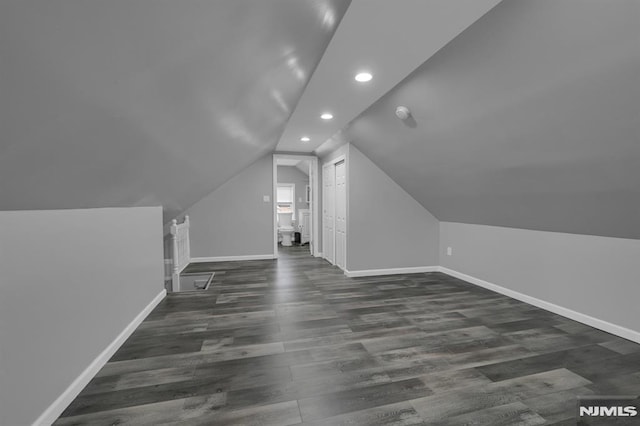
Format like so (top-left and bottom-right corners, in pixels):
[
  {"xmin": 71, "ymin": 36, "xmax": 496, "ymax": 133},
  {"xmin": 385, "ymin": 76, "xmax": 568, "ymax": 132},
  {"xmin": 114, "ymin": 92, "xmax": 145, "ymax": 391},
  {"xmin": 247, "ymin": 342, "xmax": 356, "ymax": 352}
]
[
  {"xmin": 345, "ymin": 266, "xmax": 438, "ymax": 278},
  {"xmin": 314, "ymin": 251, "xmax": 323, "ymax": 258},
  {"xmin": 272, "ymin": 155, "xmax": 278, "ymax": 258},
  {"xmin": 322, "ymin": 162, "xmax": 334, "ymax": 265},
  {"xmin": 190, "ymin": 254, "xmax": 276, "ymax": 263},
  {"xmin": 34, "ymin": 289, "xmax": 166, "ymax": 426},
  {"xmin": 321, "ymin": 153, "xmax": 348, "ymax": 271},
  {"xmin": 176, "ymin": 262, "xmax": 189, "ymax": 274},
  {"xmin": 334, "ymin": 159, "xmax": 347, "ymax": 271},
  {"xmin": 437, "ymin": 266, "xmax": 640, "ymax": 344},
  {"xmin": 171, "ymin": 256, "xmax": 189, "ymax": 293},
  {"xmin": 321, "ymin": 154, "xmax": 346, "ymax": 168},
  {"xmin": 273, "ymin": 154, "xmax": 320, "ymax": 259},
  {"xmin": 310, "ymin": 158, "xmax": 320, "ymax": 258}
]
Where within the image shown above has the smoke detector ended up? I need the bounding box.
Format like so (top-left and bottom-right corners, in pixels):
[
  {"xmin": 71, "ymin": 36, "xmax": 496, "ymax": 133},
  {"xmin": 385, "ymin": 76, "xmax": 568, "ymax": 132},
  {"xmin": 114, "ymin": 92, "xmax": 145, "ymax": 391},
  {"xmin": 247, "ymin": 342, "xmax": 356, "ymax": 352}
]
[{"xmin": 395, "ymin": 106, "xmax": 411, "ymax": 120}]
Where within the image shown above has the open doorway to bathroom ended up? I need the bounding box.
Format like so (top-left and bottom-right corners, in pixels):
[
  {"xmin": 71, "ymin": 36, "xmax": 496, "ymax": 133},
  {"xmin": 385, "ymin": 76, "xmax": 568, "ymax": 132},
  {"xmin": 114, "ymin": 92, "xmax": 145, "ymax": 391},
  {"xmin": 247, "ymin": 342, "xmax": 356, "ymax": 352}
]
[{"xmin": 273, "ymin": 154, "xmax": 319, "ymax": 259}]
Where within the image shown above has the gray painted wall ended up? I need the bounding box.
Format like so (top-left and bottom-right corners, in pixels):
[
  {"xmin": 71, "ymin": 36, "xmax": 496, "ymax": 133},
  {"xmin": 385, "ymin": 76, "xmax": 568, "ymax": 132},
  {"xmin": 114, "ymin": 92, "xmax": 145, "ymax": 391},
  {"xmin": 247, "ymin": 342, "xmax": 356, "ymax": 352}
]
[
  {"xmin": 344, "ymin": 0, "xmax": 640, "ymax": 239},
  {"xmin": 277, "ymin": 165, "xmax": 310, "ymax": 215},
  {"xmin": 347, "ymin": 145, "xmax": 439, "ymax": 271},
  {"xmin": 319, "ymin": 143, "xmax": 439, "ymax": 270},
  {"xmin": 440, "ymin": 222, "xmax": 640, "ymax": 335},
  {"xmin": 0, "ymin": 206, "xmax": 164, "ymax": 426},
  {"xmin": 185, "ymin": 155, "xmax": 274, "ymax": 259}
]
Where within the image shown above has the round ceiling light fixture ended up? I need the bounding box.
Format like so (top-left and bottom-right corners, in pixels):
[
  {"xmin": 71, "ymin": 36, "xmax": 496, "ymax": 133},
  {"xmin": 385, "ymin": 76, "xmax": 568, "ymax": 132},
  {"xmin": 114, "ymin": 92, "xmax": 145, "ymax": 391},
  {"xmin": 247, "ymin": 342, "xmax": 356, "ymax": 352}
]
[
  {"xmin": 395, "ymin": 106, "xmax": 411, "ymax": 120},
  {"xmin": 320, "ymin": 112, "xmax": 334, "ymax": 120},
  {"xmin": 355, "ymin": 72, "xmax": 373, "ymax": 82},
  {"xmin": 300, "ymin": 136, "xmax": 310, "ymax": 142}
]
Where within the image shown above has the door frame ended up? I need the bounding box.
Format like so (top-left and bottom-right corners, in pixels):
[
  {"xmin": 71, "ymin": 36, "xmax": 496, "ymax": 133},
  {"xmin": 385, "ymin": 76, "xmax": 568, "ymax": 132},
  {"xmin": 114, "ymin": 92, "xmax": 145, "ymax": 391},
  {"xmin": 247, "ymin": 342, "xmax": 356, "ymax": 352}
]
[
  {"xmin": 322, "ymin": 162, "xmax": 335, "ymax": 265},
  {"xmin": 334, "ymin": 159, "xmax": 347, "ymax": 270},
  {"xmin": 273, "ymin": 154, "xmax": 320, "ymax": 259},
  {"xmin": 322, "ymin": 154, "xmax": 347, "ymax": 270}
]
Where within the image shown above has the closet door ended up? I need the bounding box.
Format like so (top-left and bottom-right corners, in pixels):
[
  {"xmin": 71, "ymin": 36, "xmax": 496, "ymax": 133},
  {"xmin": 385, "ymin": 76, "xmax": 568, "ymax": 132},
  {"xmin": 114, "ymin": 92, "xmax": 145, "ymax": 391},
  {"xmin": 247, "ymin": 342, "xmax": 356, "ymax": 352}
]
[
  {"xmin": 334, "ymin": 160, "xmax": 346, "ymax": 270},
  {"xmin": 322, "ymin": 163, "xmax": 335, "ymax": 264}
]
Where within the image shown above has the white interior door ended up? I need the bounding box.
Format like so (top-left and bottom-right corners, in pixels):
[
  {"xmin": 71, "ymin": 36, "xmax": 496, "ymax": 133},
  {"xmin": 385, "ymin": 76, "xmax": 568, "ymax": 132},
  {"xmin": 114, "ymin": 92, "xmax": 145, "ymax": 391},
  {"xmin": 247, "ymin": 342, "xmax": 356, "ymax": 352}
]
[
  {"xmin": 322, "ymin": 163, "xmax": 335, "ymax": 264},
  {"xmin": 334, "ymin": 160, "xmax": 346, "ymax": 270},
  {"xmin": 299, "ymin": 209, "xmax": 311, "ymax": 244}
]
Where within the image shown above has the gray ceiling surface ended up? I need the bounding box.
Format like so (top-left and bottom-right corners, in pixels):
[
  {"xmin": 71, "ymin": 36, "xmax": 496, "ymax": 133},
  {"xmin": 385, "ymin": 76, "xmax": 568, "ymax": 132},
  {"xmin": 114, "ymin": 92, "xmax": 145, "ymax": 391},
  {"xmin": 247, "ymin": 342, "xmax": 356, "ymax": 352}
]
[
  {"xmin": 0, "ymin": 0, "xmax": 350, "ymax": 221},
  {"xmin": 344, "ymin": 0, "xmax": 640, "ymax": 239}
]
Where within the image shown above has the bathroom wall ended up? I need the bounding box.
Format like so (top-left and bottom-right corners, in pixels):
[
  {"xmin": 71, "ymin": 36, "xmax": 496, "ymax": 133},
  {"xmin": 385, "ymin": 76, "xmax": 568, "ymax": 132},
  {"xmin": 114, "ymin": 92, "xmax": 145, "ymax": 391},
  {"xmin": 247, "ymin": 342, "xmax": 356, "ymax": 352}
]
[{"xmin": 277, "ymin": 165, "xmax": 310, "ymax": 215}]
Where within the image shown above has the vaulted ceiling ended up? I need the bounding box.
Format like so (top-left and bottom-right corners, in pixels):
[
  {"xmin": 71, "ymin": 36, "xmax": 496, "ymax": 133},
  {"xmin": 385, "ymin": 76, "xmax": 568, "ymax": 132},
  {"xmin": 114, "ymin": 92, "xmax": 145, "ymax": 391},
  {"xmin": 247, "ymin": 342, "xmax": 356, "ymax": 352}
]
[
  {"xmin": 2, "ymin": 0, "xmax": 638, "ymax": 238},
  {"xmin": 0, "ymin": 0, "xmax": 349, "ymax": 220},
  {"xmin": 275, "ymin": 0, "xmax": 502, "ymax": 153},
  {"xmin": 344, "ymin": 0, "xmax": 640, "ymax": 239},
  {"xmin": 0, "ymin": 0, "xmax": 504, "ymax": 223}
]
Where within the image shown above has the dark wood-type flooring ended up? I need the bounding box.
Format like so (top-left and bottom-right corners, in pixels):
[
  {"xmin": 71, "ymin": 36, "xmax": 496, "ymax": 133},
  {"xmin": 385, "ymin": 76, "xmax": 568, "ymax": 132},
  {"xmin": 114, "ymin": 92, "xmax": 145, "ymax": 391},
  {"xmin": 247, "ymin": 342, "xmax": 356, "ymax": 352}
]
[{"xmin": 55, "ymin": 245, "xmax": 640, "ymax": 425}]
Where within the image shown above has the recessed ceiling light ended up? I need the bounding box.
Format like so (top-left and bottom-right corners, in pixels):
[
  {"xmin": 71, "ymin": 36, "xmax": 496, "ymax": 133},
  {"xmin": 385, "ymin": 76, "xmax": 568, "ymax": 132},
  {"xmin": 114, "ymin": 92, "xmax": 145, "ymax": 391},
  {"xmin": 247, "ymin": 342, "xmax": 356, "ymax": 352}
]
[
  {"xmin": 320, "ymin": 113, "xmax": 333, "ymax": 120},
  {"xmin": 355, "ymin": 72, "xmax": 373, "ymax": 82},
  {"xmin": 300, "ymin": 136, "xmax": 310, "ymax": 142}
]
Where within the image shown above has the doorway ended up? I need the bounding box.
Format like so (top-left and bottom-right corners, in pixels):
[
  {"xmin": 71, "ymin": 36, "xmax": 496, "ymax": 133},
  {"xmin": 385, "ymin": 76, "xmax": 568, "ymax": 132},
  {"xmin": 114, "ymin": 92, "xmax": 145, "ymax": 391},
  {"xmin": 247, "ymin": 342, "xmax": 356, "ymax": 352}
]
[
  {"xmin": 272, "ymin": 154, "xmax": 320, "ymax": 258},
  {"xmin": 322, "ymin": 156, "xmax": 346, "ymax": 270}
]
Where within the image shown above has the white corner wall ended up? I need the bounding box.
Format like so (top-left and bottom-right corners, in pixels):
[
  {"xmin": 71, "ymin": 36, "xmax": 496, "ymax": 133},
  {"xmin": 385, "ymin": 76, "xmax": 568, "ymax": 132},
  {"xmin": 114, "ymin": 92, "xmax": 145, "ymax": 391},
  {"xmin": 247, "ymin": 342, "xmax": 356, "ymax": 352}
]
[
  {"xmin": 346, "ymin": 144, "xmax": 440, "ymax": 273},
  {"xmin": 0, "ymin": 206, "xmax": 165, "ymax": 426},
  {"xmin": 440, "ymin": 222, "xmax": 640, "ymax": 342},
  {"xmin": 184, "ymin": 154, "xmax": 274, "ymax": 260}
]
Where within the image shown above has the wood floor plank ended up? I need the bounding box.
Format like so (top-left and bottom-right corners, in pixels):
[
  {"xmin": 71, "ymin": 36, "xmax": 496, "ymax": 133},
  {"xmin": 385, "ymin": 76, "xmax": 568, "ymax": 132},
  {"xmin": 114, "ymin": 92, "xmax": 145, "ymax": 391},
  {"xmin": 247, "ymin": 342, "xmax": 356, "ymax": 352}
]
[
  {"xmin": 522, "ymin": 387, "xmax": 594, "ymax": 424},
  {"xmin": 165, "ymin": 400, "xmax": 302, "ymax": 426},
  {"xmin": 411, "ymin": 368, "xmax": 590, "ymax": 423},
  {"xmin": 599, "ymin": 338, "xmax": 640, "ymax": 355},
  {"xmin": 476, "ymin": 344, "xmax": 619, "ymax": 382},
  {"xmin": 54, "ymin": 393, "xmax": 226, "ymax": 426},
  {"xmin": 410, "ymin": 385, "xmax": 520, "ymax": 423},
  {"xmin": 301, "ymin": 401, "xmax": 426, "ymax": 426},
  {"xmin": 433, "ymin": 401, "xmax": 546, "ymax": 426},
  {"xmin": 298, "ymin": 378, "xmax": 432, "ymax": 422},
  {"xmin": 53, "ymin": 245, "xmax": 640, "ymax": 425},
  {"xmin": 81, "ymin": 366, "xmax": 196, "ymax": 395},
  {"xmin": 417, "ymin": 368, "xmax": 493, "ymax": 393}
]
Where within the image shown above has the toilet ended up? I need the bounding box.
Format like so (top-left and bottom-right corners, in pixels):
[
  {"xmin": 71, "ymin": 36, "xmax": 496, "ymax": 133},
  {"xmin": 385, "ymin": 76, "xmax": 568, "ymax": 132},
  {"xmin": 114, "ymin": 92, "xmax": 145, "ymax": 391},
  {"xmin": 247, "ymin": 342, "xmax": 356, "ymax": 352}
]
[{"xmin": 277, "ymin": 212, "xmax": 295, "ymax": 246}]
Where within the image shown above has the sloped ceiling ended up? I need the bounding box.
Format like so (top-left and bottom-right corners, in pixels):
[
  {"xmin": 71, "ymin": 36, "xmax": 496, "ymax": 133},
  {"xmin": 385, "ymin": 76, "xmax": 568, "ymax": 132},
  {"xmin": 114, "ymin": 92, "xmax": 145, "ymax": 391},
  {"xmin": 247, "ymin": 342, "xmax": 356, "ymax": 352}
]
[
  {"xmin": 276, "ymin": 0, "xmax": 502, "ymax": 153},
  {"xmin": 344, "ymin": 0, "xmax": 640, "ymax": 239},
  {"xmin": 0, "ymin": 0, "xmax": 349, "ymax": 221}
]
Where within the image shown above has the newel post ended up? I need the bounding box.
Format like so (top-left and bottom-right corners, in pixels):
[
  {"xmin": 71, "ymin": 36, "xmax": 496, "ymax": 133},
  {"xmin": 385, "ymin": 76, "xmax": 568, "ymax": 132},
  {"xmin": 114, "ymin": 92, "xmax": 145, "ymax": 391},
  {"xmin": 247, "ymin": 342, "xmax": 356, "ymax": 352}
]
[
  {"xmin": 184, "ymin": 215, "xmax": 190, "ymax": 261},
  {"xmin": 170, "ymin": 219, "xmax": 179, "ymax": 292}
]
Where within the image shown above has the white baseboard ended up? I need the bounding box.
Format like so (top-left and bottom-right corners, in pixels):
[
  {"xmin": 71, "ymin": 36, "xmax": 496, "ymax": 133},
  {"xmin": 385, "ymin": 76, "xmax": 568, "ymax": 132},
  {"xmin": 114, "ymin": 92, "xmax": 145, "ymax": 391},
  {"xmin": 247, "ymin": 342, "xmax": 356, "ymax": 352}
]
[
  {"xmin": 34, "ymin": 289, "xmax": 166, "ymax": 426},
  {"xmin": 314, "ymin": 252, "xmax": 323, "ymax": 258},
  {"xmin": 438, "ymin": 266, "xmax": 640, "ymax": 344},
  {"xmin": 345, "ymin": 266, "xmax": 438, "ymax": 278},
  {"xmin": 190, "ymin": 254, "xmax": 276, "ymax": 263}
]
